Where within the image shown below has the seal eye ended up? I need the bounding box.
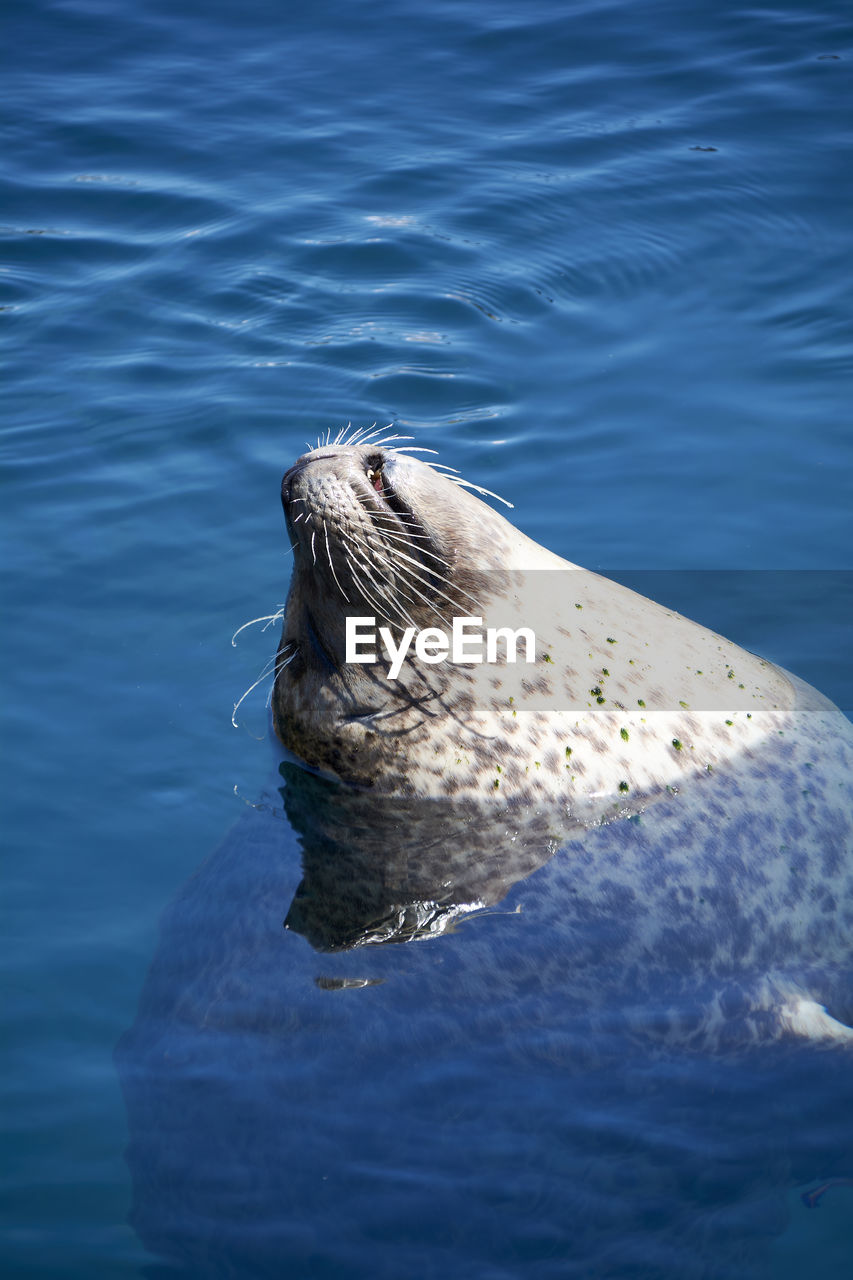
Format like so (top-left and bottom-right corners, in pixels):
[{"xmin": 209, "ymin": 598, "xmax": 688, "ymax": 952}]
[{"xmin": 366, "ymin": 465, "xmax": 384, "ymax": 494}]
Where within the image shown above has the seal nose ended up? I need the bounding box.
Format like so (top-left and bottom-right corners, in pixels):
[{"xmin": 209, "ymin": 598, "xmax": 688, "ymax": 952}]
[
  {"xmin": 280, "ymin": 459, "xmax": 306, "ymax": 509},
  {"xmin": 280, "ymin": 451, "xmax": 344, "ymax": 510},
  {"xmin": 281, "ymin": 446, "xmax": 387, "ymax": 512}
]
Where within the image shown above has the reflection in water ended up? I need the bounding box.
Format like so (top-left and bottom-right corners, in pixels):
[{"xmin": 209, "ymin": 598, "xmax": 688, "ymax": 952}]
[
  {"xmin": 118, "ymin": 743, "xmax": 853, "ymax": 1278},
  {"xmin": 281, "ymin": 764, "xmax": 559, "ymax": 951}
]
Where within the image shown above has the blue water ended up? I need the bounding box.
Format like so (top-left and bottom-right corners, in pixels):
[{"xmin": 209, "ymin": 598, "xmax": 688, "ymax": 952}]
[{"xmin": 3, "ymin": 1, "xmax": 852, "ymax": 1276}]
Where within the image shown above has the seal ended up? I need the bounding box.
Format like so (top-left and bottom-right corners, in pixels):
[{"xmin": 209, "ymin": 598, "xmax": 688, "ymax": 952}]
[
  {"xmin": 268, "ymin": 428, "xmax": 853, "ymax": 1041},
  {"xmin": 115, "ymin": 434, "xmax": 853, "ymax": 1279},
  {"xmin": 271, "ymin": 431, "xmax": 842, "ymax": 809}
]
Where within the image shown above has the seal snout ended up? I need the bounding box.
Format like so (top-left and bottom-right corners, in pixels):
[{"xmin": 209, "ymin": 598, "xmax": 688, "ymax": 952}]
[
  {"xmin": 280, "ymin": 445, "xmax": 401, "ymax": 524},
  {"xmin": 280, "ymin": 452, "xmax": 344, "ymax": 509}
]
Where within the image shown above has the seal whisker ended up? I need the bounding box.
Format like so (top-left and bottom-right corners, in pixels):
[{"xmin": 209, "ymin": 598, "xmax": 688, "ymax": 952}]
[
  {"xmin": 254, "ymin": 635, "xmax": 299, "ymax": 683},
  {"xmin": 386, "ymin": 561, "xmax": 469, "ymax": 628},
  {"xmin": 333, "ymin": 427, "xmax": 418, "ymax": 454},
  {"xmin": 319, "ymin": 422, "xmax": 354, "ymax": 449},
  {"xmin": 346, "ymin": 545, "xmax": 437, "ymax": 630},
  {"xmin": 345, "ymin": 524, "xmax": 464, "ymax": 627},
  {"xmin": 366, "ymin": 434, "xmax": 418, "ymax": 450},
  {"xmin": 323, "ymin": 520, "xmax": 351, "ymax": 603},
  {"xmin": 263, "ymin": 655, "xmax": 299, "ymax": 709},
  {"xmin": 305, "ymin": 422, "xmax": 427, "ymax": 464},
  {"xmin": 341, "ymin": 422, "xmax": 380, "ymax": 447},
  {"xmin": 448, "ymin": 476, "xmax": 514, "ymax": 509},
  {"xmin": 343, "ymin": 532, "xmax": 419, "ymax": 625},
  {"xmin": 363, "ymin": 517, "xmax": 435, "ymax": 546},
  {"xmin": 231, "ymin": 608, "xmax": 286, "ymax": 645},
  {"xmin": 342, "ymin": 423, "xmax": 374, "ymax": 445},
  {"xmin": 232, "ymin": 644, "xmax": 297, "ymax": 727},
  {"xmin": 360, "ymin": 516, "xmax": 448, "ymax": 563},
  {"xmin": 347, "ymin": 502, "xmax": 465, "ymax": 600},
  {"xmin": 357, "ymin": 491, "xmax": 433, "ymax": 538},
  {"xmin": 347, "ymin": 425, "xmax": 413, "ymax": 449},
  {"xmin": 341, "ymin": 538, "xmax": 416, "ymax": 629},
  {"xmin": 382, "ymin": 445, "xmax": 439, "ymax": 456},
  {"xmin": 342, "ymin": 529, "xmax": 429, "ymax": 629},
  {"xmin": 253, "ymin": 649, "xmax": 287, "ymax": 684},
  {"xmin": 388, "ymin": 569, "xmax": 457, "ymax": 628},
  {"xmin": 358, "ymin": 531, "xmax": 481, "ymax": 615},
  {"xmin": 354, "ymin": 497, "xmax": 436, "ymax": 544}
]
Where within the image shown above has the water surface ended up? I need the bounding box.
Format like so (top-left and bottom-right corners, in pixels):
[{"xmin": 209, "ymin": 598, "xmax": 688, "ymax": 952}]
[{"xmin": 3, "ymin": 1, "xmax": 852, "ymax": 1275}]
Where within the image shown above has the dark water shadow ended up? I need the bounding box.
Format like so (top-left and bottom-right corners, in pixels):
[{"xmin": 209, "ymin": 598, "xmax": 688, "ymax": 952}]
[{"xmin": 117, "ymin": 753, "xmax": 853, "ymax": 1279}]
